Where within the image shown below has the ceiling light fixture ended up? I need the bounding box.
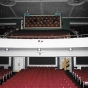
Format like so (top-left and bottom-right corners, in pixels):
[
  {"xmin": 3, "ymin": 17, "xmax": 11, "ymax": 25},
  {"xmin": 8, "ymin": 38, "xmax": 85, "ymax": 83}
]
[
  {"xmin": 56, "ymin": 9, "xmax": 59, "ymax": 12},
  {"xmin": 5, "ymin": 48, "xmax": 9, "ymax": 51},
  {"xmin": 69, "ymin": 48, "xmax": 73, "ymax": 51},
  {"xmin": 0, "ymin": 0, "xmax": 16, "ymax": 6},
  {"xmin": 37, "ymin": 48, "xmax": 41, "ymax": 51},
  {"xmin": 67, "ymin": 0, "xmax": 86, "ymax": 6},
  {"xmin": 26, "ymin": 10, "xmax": 29, "ymax": 12}
]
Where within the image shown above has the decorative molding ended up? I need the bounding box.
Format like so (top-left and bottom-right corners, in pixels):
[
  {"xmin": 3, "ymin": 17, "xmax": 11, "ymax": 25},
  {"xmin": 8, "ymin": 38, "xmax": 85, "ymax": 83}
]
[
  {"xmin": 67, "ymin": 0, "xmax": 86, "ymax": 6},
  {"xmin": 0, "ymin": 0, "xmax": 16, "ymax": 6},
  {"xmin": 15, "ymin": 0, "xmax": 67, "ymax": 2}
]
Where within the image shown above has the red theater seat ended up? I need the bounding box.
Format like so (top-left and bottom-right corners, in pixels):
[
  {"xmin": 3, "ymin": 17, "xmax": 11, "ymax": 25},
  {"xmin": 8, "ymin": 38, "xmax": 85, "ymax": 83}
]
[
  {"xmin": 9, "ymin": 30, "xmax": 70, "ymax": 39},
  {"xmin": 1, "ymin": 67, "xmax": 78, "ymax": 88}
]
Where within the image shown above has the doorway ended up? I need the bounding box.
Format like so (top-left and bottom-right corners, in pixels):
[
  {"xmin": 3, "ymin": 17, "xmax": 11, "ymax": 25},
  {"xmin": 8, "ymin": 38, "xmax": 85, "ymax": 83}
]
[{"xmin": 13, "ymin": 57, "xmax": 25, "ymax": 72}]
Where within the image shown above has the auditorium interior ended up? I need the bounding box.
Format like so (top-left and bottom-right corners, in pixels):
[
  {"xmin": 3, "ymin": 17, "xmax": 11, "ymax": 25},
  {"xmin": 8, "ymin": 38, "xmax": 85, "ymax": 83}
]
[{"xmin": 0, "ymin": 0, "xmax": 88, "ymax": 88}]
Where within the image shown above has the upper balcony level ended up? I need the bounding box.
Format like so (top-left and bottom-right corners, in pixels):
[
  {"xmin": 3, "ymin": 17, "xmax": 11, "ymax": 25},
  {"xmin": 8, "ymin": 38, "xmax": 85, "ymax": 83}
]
[
  {"xmin": 0, "ymin": 29, "xmax": 88, "ymax": 57},
  {"xmin": 0, "ymin": 29, "xmax": 88, "ymax": 39}
]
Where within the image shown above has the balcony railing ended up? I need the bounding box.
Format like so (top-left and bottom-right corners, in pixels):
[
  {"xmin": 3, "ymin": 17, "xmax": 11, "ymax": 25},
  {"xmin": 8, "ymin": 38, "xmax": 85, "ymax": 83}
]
[{"xmin": 0, "ymin": 34, "xmax": 88, "ymax": 39}]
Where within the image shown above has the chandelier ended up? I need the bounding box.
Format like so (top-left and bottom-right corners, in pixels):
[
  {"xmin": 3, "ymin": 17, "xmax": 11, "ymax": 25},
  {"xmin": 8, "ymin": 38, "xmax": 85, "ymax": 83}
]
[
  {"xmin": 67, "ymin": 0, "xmax": 86, "ymax": 6},
  {"xmin": 0, "ymin": 0, "xmax": 16, "ymax": 6}
]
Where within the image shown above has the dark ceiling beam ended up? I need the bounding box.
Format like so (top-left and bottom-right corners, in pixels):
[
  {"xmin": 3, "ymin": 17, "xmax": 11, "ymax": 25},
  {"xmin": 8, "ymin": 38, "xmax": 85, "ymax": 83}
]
[
  {"xmin": 0, "ymin": 17, "xmax": 88, "ymax": 19},
  {"xmin": 0, "ymin": 17, "xmax": 23, "ymax": 19},
  {"xmin": 70, "ymin": 22, "xmax": 88, "ymax": 25},
  {"xmin": 0, "ymin": 23, "xmax": 16, "ymax": 25}
]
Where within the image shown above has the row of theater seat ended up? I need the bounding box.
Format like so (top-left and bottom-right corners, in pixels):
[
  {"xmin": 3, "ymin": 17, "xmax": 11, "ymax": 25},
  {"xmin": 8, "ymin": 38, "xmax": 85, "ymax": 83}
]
[
  {"xmin": 9, "ymin": 35, "xmax": 69, "ymax": 39},
  {"xmin": 0, "ymin": 67, "xmax": 12, "ymax": 82},
  {"xmin": 10, "ymin": 30, "xmax": 69, "ymax": 36},
  {"xmin": 72, "ymin": 67, "xmax": 88, "ymax": 87},
  {"xmin": 9, "ymin": 30, "xmax": 70, "ymax": 39},
  {"xmin": 1, "ymin": 67, "xmax": 78, "ymax": 88}
]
